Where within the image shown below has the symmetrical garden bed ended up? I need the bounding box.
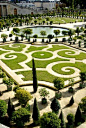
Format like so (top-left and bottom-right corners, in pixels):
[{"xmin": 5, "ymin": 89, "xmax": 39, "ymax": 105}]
[{"xmin": 0, "ymin": 43, "xmax": 86, "ymax": 87}]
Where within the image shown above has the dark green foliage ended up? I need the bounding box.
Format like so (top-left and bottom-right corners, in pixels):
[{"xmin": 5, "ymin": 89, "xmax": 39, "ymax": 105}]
[
  {"xmin": 25, "ymin": 104, "xmax": 30, "ymax": 111},
  {"xmin": 3, "ymin": 77, "xmax": 14, "ymax": 86},
  {"xmin": 0, "ymin": 71, "xmax": 6, "ymax": 78},
  {"xmin": 80, "ymin": 72, "xmax": 86, "ymax": 84},
  {"xmin": 68, "ymin": 29, "xmax": 74, "ymax": 38},
  {"xmin": 75, "ymin": 106, "xmax": 82, "ymax": 126},
  {"xmin": 32, "ymin": 58, "xmax": 38, "ymax": 93},
  {"xmin": 78, "ymin": 41, "xmax": 81, "ymax": 47},
  {"xmin": 53, "ymin": 77, "xmax": 64, "ymax": 90},
  {"xmin": 79, "ymin": 96, "xmax": 86, "ymax": 114},
  {"xmin": 66, "ymin": 113, "xmax": 75, "ymax": 128},
  {"xmin": 32, "ymin": 98, "xmax": 40, "ymax": 125},
  {"xmin": 7, "ymin": 98, "xmax": 15, "ymax": 120},
  {"xmin": 69, "ymin": 96, "xmax": 74, "ymax": 106},
  {"xmin": 51, "ymin": 97, "xmax": 60, "ymax": 114},
  {"xmin": 55, "ymin": 91, "xmax": 62, "ymax": 99},
  {"xmin": 59, "ymin": 110, "xmax": 65, "ymax": 128},
  {"xmin": 68, "ymin": 87, "xmax": 74, "ymax": 93},
  {"xmin": 75, "ymin": 27, "xmax": 81, "ymax": 36},
  {"xmin": 62, "ymin": 38, "xmax": 66, "ymax": 42},
  {"xmin": 13, "ymin": 85, "xmax": 20, "ymax": 92},
  {"xmin": 13, "ymin": 28, "xmax": 20, "ymax": 34},
  {"xmin": 12, "ymin": 108, "xmax": 30, "ymax": 127},
  {"xmin": 40, "ymin": 112, "xmax": 61, "ymax": 128},
  {"xmin": 0, "ymin": 100, "xmax": 7, "ymax": 117}
]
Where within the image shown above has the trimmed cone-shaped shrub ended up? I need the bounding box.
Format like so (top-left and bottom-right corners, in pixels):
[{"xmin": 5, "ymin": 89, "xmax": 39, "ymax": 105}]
[
  {"xmin": 75, "ymin": 106, "xmax": 82, "ymax": 126},
  {"xmin": 7, "ymin": 98, "xmax": 15, "ymax": 120},
  {"xmin": 59, "ymin": 110, "xmax": 66, "ymax": 128},
  {"xmin": 32, "ymin": 58, "xmax": 38, "ymax": 93},
  {"xmin": 51, "ymin": 97, "xmax": 60, "ymax": 114},
  {"xmin": 69, "ymin": 96, "xmax": 74, "ymax": 106},
  {"xmin": 32, "ymin": 98, "xmax": 40, "ymax": 125}
]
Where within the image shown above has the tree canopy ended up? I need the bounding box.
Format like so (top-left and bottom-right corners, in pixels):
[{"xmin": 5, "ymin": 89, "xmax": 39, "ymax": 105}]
[{"xmin": 40, "ymin": 112, "xmax": 61, "ymax": 128}]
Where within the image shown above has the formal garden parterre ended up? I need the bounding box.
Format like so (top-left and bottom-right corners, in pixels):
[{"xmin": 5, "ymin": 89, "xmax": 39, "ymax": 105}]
[{"xmin": 0, "ymin": 43, "xmax": 86, "ymax": 86}]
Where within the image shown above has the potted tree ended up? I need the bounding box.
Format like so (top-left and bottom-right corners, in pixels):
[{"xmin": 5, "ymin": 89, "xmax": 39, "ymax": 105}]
[
  {"xmin": 40, "ymin": 31, "xmax": 46, "ymax": 43},
  {"xmin": 23, "ymin": 28, "xmax": 32, "ymax": 42},
  {"xmin": 33, "ymin": 34, "xmax": 38, "ymax": 42},
  {"xmin": 54, "ymin": 29, "xmax": 60, "ymax": 42},
  {"xmin": 39, "ymin": 88, "xmax": 49, "ymax": 104},
  {"xmin": 1, "ymin": 34, "xmax": 8, "ymax": 43},
  {"xmin": 13, "ymin": 28, "xmax": 20, "ymax": 42}
]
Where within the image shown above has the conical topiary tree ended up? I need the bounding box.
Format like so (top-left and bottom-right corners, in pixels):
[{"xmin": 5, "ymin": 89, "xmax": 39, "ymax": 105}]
[
  {"xmin": 59, "ymin": 110, "xmax": 66, "ymax": 128},
  {"xmin": 75, "ymin": 106, "xmax": 82, "ymax": 126},
  {"xmin": 32, "ymin": 58, "xmax": 38, "ymax": 93},
  {"xmin": 32, "ymin": 98, "xmax": 40, "ymax": 125},
  {"xmin": 51, "ymin": 97, "xmax": 60, "ymax": 114},
  {"xmin": 69, "ymin": 96, "xmax": 74, "ymax": 106},
  {"xmin": 7, "ymin": 98, "xmax": 15, "ymax": 120}
]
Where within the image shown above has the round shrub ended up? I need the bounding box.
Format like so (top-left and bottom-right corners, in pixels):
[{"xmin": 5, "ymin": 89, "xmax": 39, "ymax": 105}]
[
  {"xmin": 15, "ymin": 89, "xmax": 32, "ymax": 106},
  {"xmin": 66, "ymin": 113, "xmax": 75, "ymax": 128},
  {"xmin": 42, "ymin": 98, "xmax": 47, "ymax": 104},
  {"xmin": 68, "ymin": 87, "xmax": 74, "ymax": 93},
  {"xmin": 40, "ymin": 112, "xmax": 61, "ymax": 128},
  {"xmin": 12, "ymin": 108, "xmax": 30, "ymax": 127},
  {"xmin": 55, "ymin": 91, "xmax": 62, "ymax": 99},
  {"xmin": 62, "ymin": 38, "xmax": 66, "ymax": 42},
  {"xmin": 53, "ymin": 78, "xmax": 64, "ymax": 90}
]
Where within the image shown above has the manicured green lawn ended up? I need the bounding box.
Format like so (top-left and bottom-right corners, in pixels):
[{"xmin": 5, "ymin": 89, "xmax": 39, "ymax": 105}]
[
  {"xmin": 1, "ymin": 43, "xmax": 86, "ymax": 84},
  {"xmin": 33, "ymin": 17, "xmax": 83, "ymax": 24},
  {"xmin": 0, "ymin": 43, "xmax": 26, "ymax": 52},
  {"xmin": 58, "ymin": 50, "xmax": 86, "ymax": 60},
  {"xmin": 48, "ymin": 45, "xmax": 70, "ymax": 51},
  {"xmin": 0, "ymin": 50, "xmax": 8, "ymax": 55},
  {"xmin": 32, "ymin": 51, "xmax": 53, "ymax": 59},
  {"xmin": 52, "ymin": 62, "xmax": 86, "ymax": 75},
  {"xmin": 26, "ymin": 57, "xmax": 69, "ymax": 68},
  {"xmin": 26, "ymin": 46, "xmax": 47, "ymax": 53},
  {"xmin": 2, "ymin": 53, "xmax": 27, "ymax": 70},
  {"xmin": 16, "ymin": 70, "xmax": 58, "ymax": 83}
]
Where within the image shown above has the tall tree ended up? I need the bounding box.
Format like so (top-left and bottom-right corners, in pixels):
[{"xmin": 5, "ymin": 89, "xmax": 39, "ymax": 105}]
[
  {"xmin": 32, "ymin": 58, "xmax": 38, "ymax": 93},
  {"xmin": 51, "ymin": 97, "xmax": 60, "ymax": 114},
  {"xmin": 7, "ymin": 98, "xmax": 15, "ymax": 120},
  {"xmin": 75, "ymin": 27, "xmax": 81, "ymax": 36},
  {"xmin": 32, "ymin": 98, "xmax": 40, "ymax": 125},
  {"xmin": 75, "ymin": 106, "xmax": 82, "ymax": 126},
  {"xmin": 59, "ymin": 110, "xmax": 66, "ymax": 128}
]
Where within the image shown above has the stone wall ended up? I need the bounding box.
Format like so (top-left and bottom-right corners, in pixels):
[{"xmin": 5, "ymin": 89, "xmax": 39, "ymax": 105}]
[{"xmin": 0, "ymin": 2, "xmax": 43, "ymax": 16}]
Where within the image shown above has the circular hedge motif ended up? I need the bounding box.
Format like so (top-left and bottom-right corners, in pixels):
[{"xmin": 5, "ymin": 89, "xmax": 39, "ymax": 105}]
[
  {"xmin": 52, "ymin": 63, "xmax": 75, "ymax": 75},
  {"xmin": 32, "ymin": 51, "xmax": 53, "ymax": 59}
]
